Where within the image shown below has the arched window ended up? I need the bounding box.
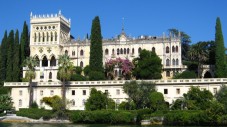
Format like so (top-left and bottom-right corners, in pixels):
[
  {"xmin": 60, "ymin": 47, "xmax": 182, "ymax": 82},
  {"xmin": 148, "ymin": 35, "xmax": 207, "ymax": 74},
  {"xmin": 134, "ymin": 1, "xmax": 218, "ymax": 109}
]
[
  {"xmin": 166, "ymin": 59, "xmax": 170, "ymax": 66},
  {"xmin": 176, "ymin": 59, "xmax": 179, "ymax": 65},
  {"xmin": 35, "ymin": 56, "xmax": 39, "ymax": 67},
  {"xmin": 138, "ymin": 47, "xmax": 142, "ymax": 53},
  {"xmin": 42, "ymin": 32, "xmax": 45, "ymax": 42},
  {"xmin": 112, "ymin": 49, "xmax": 114, "ymax": 55},
  {"xmin": 34, "ymin": 33, "xmax": 37, "ymax": 42},
  {"xmin": 132, "ymin": 48, "xmax": 135, "ymax": 54},
  {"xmin": 105, "ymin": 49, "xmax": 109, "ymax": 55},
  {"xmin": 55, "ymin": 32, "xmax": 57, "ymax": 41},
  {"xmin": 117, "ymin": 48, "xmax": 119, "ymax": 55},
  {"xmin": 172, "ymin": 59, "xmax": 175, "ymax": 65},
  {"xmin": 80, "ymin": 61, "xmax": 83, "ymax": 68},
  {"xmin": 65, "ymin": 50, "xmax": 68, "ymax": 55},
  {"xmin": 172, "ymin": 46, "xmax": 175, "ymax": 53},
  {"xmin": 42, "ymin": 56, "xmax": 48, "ymax": 67},
  {"xmin": 51, "ymin": 32, "xmax": 53, "ymax": 42},
  {"xmin": 72, "ymin": 51, "xmax": 75, "ymax": 56},
  {"xmin": 80, "ymin": 50, "xmax": 84, "ymax": 56},
  {"xmin": 124, "ymin": 48, "xmax": 126, "ymax": 54},
  {"xmin": 120, "ymin": 48, "xmax": 123, "ymax": 54},
  {"xmin": 176, "ymin": 46, "xmax": 179, "ymax": 53},
  {"xmin": 49, "ymin": 72, "xmax": 52, "ymax": 79},
  {"xmin": 166, "ymin": 71, "xmax": 170, "ymax": 77},
  {"xmin": 19, "ymin": 99, "xmax": 22, "ymax": 107},
  {"xmin": 115, "ymin": 70, "xmax": 118, "ymax": 77},
  {"xmin": 50, "ymin": 56, "xmax": 56, "ymax": 66},
  {"xmin": 166, "ymin": 46, "xmax": 169, "ymax": 53},
  {"xmin": 127, "ymin": 48, "xmax": 130, "ymax": 54},
  {"xmin": 152, "ymin": 47, "xmax": 155, "ymax": 53},
  {"xmin": 38, "ymin": 33, "xmax": 40, "ymax": 42},
  {"xmin": 46, "ymin": 32, "xmax": 49, "ymax": 42}
]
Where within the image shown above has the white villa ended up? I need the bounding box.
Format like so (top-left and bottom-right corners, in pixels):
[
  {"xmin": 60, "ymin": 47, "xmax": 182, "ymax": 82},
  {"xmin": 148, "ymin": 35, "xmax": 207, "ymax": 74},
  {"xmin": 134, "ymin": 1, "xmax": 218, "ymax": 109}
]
[{"xmin": 4, "ymin": 11, "xmax": 222, "ymax": 111}]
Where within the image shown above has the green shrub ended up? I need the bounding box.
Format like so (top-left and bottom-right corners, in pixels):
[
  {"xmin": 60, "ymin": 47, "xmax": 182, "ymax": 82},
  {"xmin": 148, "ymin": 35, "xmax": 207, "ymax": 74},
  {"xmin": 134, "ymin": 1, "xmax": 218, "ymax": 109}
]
[
  {"xmin": 31, "ymin": 102, "xmax": 38, "ymax": 109},
  {"xmin": 89, "ymin": 71, "xmax": 105, "ymax": 81},
  {"xmin": 71, "ymin": 74, "xmax": 87, "ymax": 81},
  {"xmin": 16, "ymin": 108, "xmax": 52, "ymax": 119},
  {"xmin": 173, "ymin": 70, "xmax": 197, "ymax": 79},
  {"xmin": 69, "ymin": 110, "xmax": 135, "ymax": 124}
]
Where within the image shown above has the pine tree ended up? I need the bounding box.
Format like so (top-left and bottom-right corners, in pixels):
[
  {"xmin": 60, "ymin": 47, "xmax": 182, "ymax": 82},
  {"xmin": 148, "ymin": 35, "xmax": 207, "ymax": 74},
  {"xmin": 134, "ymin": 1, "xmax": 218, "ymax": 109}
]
[
  {"xmin": 13, "ymin": 30, "xmax": 20, "ymax": 82},
  {"xmin": 0, "ymin": 31, "xmax": 8, "ymax": 84},
  {"xmin": 89, "ymin": 16, "xmax": 103, "ymax": 73},
  {"xmin": 215, "ymin": 17, "xmax": 226, "ymax": 78},
  {"xmin": 20, "ymin": 21, "xmax": 29, "ymax": 65},
  {"xmin": 6, "ymin": 30, "xmax": 14, "ymax": 81}
]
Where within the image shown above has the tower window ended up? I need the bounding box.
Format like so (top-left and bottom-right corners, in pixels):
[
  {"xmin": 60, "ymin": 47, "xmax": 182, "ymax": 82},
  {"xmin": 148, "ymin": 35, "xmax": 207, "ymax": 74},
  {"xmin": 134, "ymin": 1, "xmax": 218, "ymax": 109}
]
[{"xmin": 166, "ymin": 46, "xmax": 169, "ymax": 53}]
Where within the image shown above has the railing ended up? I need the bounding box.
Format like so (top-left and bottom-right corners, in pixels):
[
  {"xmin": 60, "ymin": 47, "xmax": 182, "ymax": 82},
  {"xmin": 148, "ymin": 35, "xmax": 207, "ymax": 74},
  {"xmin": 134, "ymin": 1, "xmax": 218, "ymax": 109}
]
[{"xmin": 4, "ymin": 78, "xmax": 227, "ymax": 87}]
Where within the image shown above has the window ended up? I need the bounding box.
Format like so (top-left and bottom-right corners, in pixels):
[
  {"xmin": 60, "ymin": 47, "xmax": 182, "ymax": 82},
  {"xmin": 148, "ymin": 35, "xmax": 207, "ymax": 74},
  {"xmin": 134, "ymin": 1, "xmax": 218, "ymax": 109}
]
[
  {"xmin": 166, "ymin": 59, "xmax": 170, "ymax": 66},
  {"xmin": 40, "ymin": 90, "xmax": 43, "ymax": 96},
  {"xmin": 42, "ymin": 32, "xmax": 45, "ymax": 42},
  {"xmin": 164, "ymin": 89, "xmax": 168, "ymax": 94},
  {"xmin": 80, "ymin": 61, "xmax": 83, "ymax": 68},
  {"xmin": 50, "ymin": 56, "xmax": 56, "ymax": 66},
  {"xmin": 72, "ymin": 90, "xmax": 75, "ymax": 95},
  {"xmin": 51, "ymin": 32, "xmax": 53, "ymax": 41},
  {"xmin": 72, "ymin": 51, "xmax": 75, "ymax": 56},
  {"xmin": 55, "ymin": 32, "xmax": 57, "ymax": 41},
  {"xmin": 38, "ymin": 33, "xmax": 40, "ymax": 42},
  {"xmin": 119, "ymin": 70, "xmax": 122, "ymax": 76},
  {"xmin": 46, "ymin": 32, "xmax": 49, "ymax": 41},
  {"xmin": 176, "ymin": 46, "xmax": 179, "ymax": 52},
  {"xmin": 176, "ymin": 88, "xmax": 180, "ymax": 94},
  {"xmin": 138, "ymin": 47, "xmax": 142, "ymax": 53},
  {"xmin": 132, "ymin": 48, "xmax": 135, "ymax": 54},
  {"xmin": 34, "ymin": 33, "xmax": 37, "ymax": 42},
  {"xmin": 19, "ymin": 99, "xmax": 22, "ymax": 107},
  {"xmin": 172, "ymin": 46, "xmax": 175, "ymax": 52},
  {"xmin": 172, "ymin": 59, "xmax": 175, "ymax": 65},
  {"xmin": 42, "ymin": 56, "xmax": 48, "ymax": 67},
  {"xmin": 117, "ymin": 48, "xmax": 119, "ymax": 55},
  {"xmin": 65, "ymin": 50, "xmax": 68, "ymax": 55},
  {"xmin": 166, "ymin": 71, "xmax": 170, "ymax": 77},
  {"xmin": 152, "ymin": 47, "xmax": 155, "ymax": 53},
  {"xmin": 83, "ymin": 90, "xmax": 86, "ymax": 95},
  {"xmin": 120, "ymin": 48, "xmax": 123, "ymax": 54},
  {"xmin": 213, "ymin": 88, "xmax": 217, "ymax": 94},
  {"xmin": 50, "ymin": 90, "xmax": 54, "ymax": 95},
  {"xmin": 48, "ymin": 72, "xmax": 52, "ymax": 79},
  {"xmin": 116, "ymin": 89, "xmax": 120, "ymax": 95},
  {"xmin": 127, "ymin": 48, "xmax": 130, "ymax": 54},
  {"xmin": 176, "ymin": 59, "xmax": 179, "ymax": 65},
  {"xmin": 112, "ymin": 49, "xmax": 114, "ymax": 55},
  {"xmin": 115, "ymin": 70, "xmax": 118, "ymax": 77},
  {"xmin": 80, "ymin": 50, "xmax": 84, "ymax": 56},
  {"xmin": 105, "ymin": 49, "xmax": 109, "ymax": 55},
  {"xmin": 124, "ymin": 48, "xmax": 126, "ymax": 54},
  {"xmin": 19, "ymin": 90, "xmax": 22, "ymax": 96},
  {"xmin": 166, "ymin": 46, "xmax": 169, "ymax": 53}
]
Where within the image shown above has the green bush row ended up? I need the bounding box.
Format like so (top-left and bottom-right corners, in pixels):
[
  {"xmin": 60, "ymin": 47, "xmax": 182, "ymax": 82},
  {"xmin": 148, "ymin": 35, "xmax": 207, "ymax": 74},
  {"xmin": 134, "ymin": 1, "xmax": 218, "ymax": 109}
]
[
  {"xmin": 16, "ymin": 108, "xmax": 52, "ymax": 120},
  {"xmin": 69, "ymin": 110, "xmax": 136, "ymax": 124}
]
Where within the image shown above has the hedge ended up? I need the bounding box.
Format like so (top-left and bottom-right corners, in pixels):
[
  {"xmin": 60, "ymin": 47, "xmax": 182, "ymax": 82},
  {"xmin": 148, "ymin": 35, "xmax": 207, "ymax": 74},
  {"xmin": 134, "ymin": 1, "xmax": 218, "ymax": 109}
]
[{"xmin": 16, "ymin": 108, "xmax": 52, "ymax": 120}]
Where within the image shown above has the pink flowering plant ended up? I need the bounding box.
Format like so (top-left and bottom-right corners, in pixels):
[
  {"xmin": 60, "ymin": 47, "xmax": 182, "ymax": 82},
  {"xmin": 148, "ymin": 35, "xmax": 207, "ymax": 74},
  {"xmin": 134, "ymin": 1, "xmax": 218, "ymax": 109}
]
[{"xmin": 105, "ymin": 58, "xmax": 134, "ymax": 80}]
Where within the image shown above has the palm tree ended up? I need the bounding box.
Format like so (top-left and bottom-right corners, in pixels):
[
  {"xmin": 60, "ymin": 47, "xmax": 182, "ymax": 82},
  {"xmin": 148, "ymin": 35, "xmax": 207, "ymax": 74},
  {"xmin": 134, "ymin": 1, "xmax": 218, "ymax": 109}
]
[
  {"xmin": 24, "ymin": 57, "xmax": 39, "ymax": 107},
  {"xmin": 58, "ymin": 54, "xmax": 73, "ymax": 109},
  {"xmin": 188, "ymin": 42, "xmax": 209, "ymax": 78}
]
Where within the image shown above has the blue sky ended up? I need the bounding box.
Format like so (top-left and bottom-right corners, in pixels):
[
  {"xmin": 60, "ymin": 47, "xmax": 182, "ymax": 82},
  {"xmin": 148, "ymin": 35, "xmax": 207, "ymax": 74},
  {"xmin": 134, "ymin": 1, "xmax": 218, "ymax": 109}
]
[{"xmin": 0, "ymin": 0, "xmax": 227, "ymax": 44}]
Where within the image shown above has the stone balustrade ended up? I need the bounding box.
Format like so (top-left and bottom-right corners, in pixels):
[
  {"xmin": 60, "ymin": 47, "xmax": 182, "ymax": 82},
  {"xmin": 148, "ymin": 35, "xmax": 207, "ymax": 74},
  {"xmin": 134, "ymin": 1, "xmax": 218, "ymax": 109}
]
[{"xmin": 4, "ymin": 78, "xmax": 227, "ymax": 87}]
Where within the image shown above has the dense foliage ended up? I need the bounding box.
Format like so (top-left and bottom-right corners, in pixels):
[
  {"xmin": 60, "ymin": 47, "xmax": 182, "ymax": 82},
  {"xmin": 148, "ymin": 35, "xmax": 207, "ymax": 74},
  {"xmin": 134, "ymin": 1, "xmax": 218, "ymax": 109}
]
[
  {"xmin": 133, "ymin": 49, "xmax": 162, "ymax": 79},
  {"xmin": 85, "ymin": 88, "xmax": 115, "ymax": 110},
  {"xmin": 16, "ymin": 108, "xmax": 52, "ymax": 120},
  {"xmin": 0, "ymin": 95, "xmax": 13, "ymax": 113},
  {"xmin": 89, "ymin": 16, "xmax": 104, "ymax": 80},
  {"xmin": 173, "ymin": 70, "xmax": 197, "ymax": 79},
  {"xmin": 215, "ymin": 17, "xmax": 226, "ymax": 78}
]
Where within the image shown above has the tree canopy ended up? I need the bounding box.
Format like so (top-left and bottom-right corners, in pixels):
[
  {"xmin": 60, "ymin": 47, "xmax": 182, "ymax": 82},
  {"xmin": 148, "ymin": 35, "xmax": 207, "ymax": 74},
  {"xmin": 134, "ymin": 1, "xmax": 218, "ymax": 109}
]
[{"xmin": 133, "ymin": 49, "xmax": 162, "ymax": 79}]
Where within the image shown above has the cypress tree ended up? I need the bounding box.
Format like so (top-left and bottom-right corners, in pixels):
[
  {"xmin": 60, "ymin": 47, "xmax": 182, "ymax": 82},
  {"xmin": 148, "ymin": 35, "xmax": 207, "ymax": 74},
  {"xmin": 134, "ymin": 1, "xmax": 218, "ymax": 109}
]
[
  {"xmin": 0, "ymin": 31, "xmax": 8, "ymax": 84},
  {"xmin": 6, "ymin": 30, "xmax": 14, "ymax": 81},
  {"xmin": 13, "ymin": 30, "xmax": 20, "ymax": 82},
  {"xmin": 20, "ymin": 21, "xmax": 29, "ymax": 65},
  {"xmin": 89, "ymin": 16, "xmax": 103, "ymax": 72},
  {"xmin": 215, "ymin": 17, "xmax": 226, "ymax": 78}
]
